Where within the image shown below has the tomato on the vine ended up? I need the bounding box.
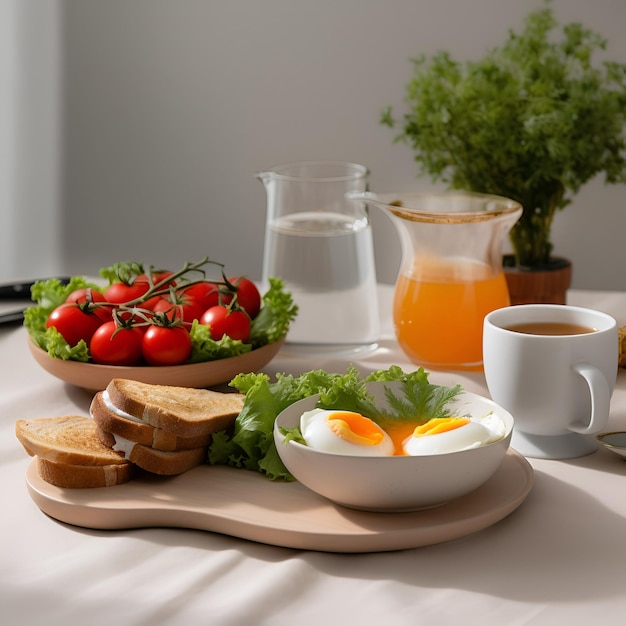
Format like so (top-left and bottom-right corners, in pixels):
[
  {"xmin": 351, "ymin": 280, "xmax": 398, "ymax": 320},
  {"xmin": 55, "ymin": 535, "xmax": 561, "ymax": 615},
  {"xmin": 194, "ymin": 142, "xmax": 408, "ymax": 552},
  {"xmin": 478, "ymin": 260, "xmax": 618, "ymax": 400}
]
[
  {"xmin": 104, "ymin": 281, "xmax": 150, "ymax": 304},
  {"xmin": 65, "ymin": 288, "xmax": 112, "ymax": 322},
  {"xmin": 135, "ymin": 270, "xmax": 176, "ymax": 289},
  {"xmin": 45, "ymin": 303, "xmax": 103, "ymax": 346},
  {"xmin": 224, "ymin": 277, "xmax": 261, "ymax": 319},
  {"xmin": 152, "ymin": 293, "xmax": 205, "ymax": 324},
  {"xmin": 200, "ymin": 305, "xmax": 251, "ymax": 342},
  {"xmin": 142, "ymin": 325, "xmax": 192, "ymax": 366},
  {"xmin": 65, "ymin": 287, "xmax": 105, "ymax": 305},
  {"xmin": 187, "ymin": 277, "xmax": 261, "ymax": 318},
  {"xmin": 177, "ymin": 281, "xmax": 220, "ymax": 312},
  {"xmin": 90, "ymin": 321, "xmax": 144, "ymax": 366},
  {"xmin": 150, "ymin": 297, "xmax": 180, "ymax": 321},
  {"xmin": 104, "ymin": 270, "xmax": 176, "ymax": 308}
]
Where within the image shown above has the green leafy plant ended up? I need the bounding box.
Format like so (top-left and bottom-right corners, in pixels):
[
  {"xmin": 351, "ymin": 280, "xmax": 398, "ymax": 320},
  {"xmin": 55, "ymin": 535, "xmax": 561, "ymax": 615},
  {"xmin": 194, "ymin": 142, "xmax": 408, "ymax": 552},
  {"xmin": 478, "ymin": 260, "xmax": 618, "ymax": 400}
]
[{"xmin": 381, "ymin": 2, "xmax": 626, "ymax": 268}]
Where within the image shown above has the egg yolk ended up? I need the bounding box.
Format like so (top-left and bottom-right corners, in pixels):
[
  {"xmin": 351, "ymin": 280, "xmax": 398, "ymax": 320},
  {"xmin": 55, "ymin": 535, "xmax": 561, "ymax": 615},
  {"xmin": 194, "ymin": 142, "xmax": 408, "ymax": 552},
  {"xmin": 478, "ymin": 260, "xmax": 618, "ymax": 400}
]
[
  {"xmin": 326, "ymin": 411, "xmax": 387, "ymax": 447},
  {"xmin": 383, "ymin": 417, "xmax": 472, "ymax": 455},
  {"xmin": 412, "ymin": 417, "xmax": 471, "ymax": 437}
]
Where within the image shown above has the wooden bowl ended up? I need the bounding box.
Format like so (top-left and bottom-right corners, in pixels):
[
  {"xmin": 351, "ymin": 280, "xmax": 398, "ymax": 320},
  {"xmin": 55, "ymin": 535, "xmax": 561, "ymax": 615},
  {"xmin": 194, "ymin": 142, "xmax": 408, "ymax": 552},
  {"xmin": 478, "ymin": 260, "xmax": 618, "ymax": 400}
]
[{"xmin": 28, "ymin": 336, "xmax": 283, "ymax": 392}]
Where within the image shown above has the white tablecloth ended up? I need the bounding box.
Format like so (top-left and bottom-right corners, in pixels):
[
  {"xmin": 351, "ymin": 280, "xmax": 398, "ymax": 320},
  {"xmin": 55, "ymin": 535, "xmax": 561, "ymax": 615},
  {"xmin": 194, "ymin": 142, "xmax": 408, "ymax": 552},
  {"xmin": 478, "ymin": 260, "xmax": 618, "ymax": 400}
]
[{"xmin": 2, "ymin": 287, "xmax": 626, "ymax": 625}]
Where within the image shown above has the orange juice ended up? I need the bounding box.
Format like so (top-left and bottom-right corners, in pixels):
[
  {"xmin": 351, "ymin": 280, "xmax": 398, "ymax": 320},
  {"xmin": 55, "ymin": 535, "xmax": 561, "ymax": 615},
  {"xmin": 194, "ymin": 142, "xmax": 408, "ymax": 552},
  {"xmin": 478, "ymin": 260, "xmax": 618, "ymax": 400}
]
[{"xmin": 393, "ymin": 257, "xmax": 510, "ymax": 370}]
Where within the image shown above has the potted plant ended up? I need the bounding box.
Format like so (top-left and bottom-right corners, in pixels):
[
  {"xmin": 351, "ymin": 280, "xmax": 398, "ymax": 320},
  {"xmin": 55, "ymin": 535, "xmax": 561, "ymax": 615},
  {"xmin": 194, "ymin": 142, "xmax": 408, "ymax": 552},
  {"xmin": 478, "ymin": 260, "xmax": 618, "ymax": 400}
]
[{"xmin": 381, "ymin": 2, "xmax": 626, "ymax": 303}]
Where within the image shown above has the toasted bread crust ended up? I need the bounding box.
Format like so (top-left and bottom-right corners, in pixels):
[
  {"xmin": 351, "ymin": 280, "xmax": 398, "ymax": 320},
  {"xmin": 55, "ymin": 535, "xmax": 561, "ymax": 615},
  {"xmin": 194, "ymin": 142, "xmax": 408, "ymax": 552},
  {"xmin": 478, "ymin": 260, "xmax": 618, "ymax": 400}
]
[
  {"xmin": 15, "ymin": 416, "xmax": 127, "ymax": 466},
  {"xmin": 96, "ymin": 428, "xmax": 207, "ymax": 475},
  {"xmin": 106, "ymin": 379, "xmax": 243, "ymax": 437},
  {"xmin": 17, "ymin": 381, "xmax": 243, "ymax": 487},
  {"xmin": 37, "ymin": 457, "xmax": 134, "ymax": 488},
  {"xmin": 90, "ymin": 392, "xmax": 212, "ymax": 451},
  {"xmin": 125, "ymin": 444, "xmax": 207, "ymax": 475}
]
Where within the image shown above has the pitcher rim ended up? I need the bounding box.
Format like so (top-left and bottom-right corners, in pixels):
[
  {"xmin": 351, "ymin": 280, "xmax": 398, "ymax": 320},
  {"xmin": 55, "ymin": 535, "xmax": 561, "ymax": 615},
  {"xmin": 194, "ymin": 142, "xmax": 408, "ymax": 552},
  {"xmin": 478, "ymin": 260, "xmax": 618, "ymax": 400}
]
[
  {"xmin": 352, "ymin": 190, "xmax": 522, "ymax": 223},
  {"xmin": 257, "ymin": 161, "xmax": 369, "ymax": 183}
]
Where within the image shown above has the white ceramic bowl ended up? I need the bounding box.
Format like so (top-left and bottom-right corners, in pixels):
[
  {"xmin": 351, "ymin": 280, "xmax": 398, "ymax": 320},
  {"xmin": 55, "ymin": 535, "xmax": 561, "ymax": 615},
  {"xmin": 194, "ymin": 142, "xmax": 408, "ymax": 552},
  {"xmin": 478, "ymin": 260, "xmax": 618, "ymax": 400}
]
[
  {"xmin": 28, "ymin": 336, "xmax": 283, "ymax": 392},
  {"xmin": 274, "ymin": 382, "xmax": 514, "ymax": 512}
]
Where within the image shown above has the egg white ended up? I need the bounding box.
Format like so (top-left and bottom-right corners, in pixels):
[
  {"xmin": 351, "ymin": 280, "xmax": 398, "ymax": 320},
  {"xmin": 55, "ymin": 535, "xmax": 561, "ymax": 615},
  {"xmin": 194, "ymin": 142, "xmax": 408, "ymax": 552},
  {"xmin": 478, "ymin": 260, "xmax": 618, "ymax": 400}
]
[
  {"xmin": 300, "ymin": 408, "xmax": 395, "ymax": 457},
  {"xmin": 403, "ymin": 412, "xmax": 505, "ymax": 456}
]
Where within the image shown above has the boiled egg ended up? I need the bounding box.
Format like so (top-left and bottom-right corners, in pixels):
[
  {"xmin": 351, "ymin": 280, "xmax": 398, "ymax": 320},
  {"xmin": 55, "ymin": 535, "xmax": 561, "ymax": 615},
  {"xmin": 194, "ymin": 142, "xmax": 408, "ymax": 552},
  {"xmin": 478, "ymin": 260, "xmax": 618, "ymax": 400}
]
[
  {"xmin": 402, "ymin": 413, "xmax": 505, "ymax": 456},
  {"xmin": 300, "ymin": 408, "xmax": 394, "ymax": 456}
]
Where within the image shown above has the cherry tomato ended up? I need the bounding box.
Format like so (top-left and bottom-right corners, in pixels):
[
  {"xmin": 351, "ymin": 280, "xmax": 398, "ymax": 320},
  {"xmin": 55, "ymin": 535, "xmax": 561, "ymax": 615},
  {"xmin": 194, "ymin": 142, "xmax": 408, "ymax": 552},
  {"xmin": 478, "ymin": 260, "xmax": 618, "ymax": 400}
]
[
  {"xmin": 46, "ymin": 303, "xmax": 103, "ymax": 346},
  {"xmin": 200, "ymin": 305, "xmax": 251, "ymax": 342},
  {"xmin": 90, "ymin": 321, "xmax": 144, "ymax": 366},
  {"xmin": 184, "ymin": 277, "xmax": 261, "ymax": 317},
  {"xmin": 150, "ymin": 297, "xmax": 180, "ymax": 320},
  {"xmin": 142, "ymin": 325, "xmax": 192, "ymax": 366},
  {"xmin": 153, "ymin": 294, "xmax": 205, "ymax": 324},
  {"xmin": 135, "ymin": 270, "xmax": 176, "ymax": 289},
  {"xmin": 65, "ymin": 287, "xmax": 105, "ymax": 305},
  {"xmin": 104, "ymin": 281, "xmax": 149, "ymax": 304},
  {"xmin": 178, "ymin": 281, "xmax": 221, "ymax": 311},
  {"xmin": 105, "ymin": 271, "xmax": 175, "ymax": 308},
  {"xmin": 65, "ymin": 288, "xmax": 112, "ymax": 322},
  {"xmin": 226, "ymin": 277, "xmax": 261, "ymax": 319},
  {"xmin": 141, "ymin": 294, "xmax": 168, "ymax": 312}
]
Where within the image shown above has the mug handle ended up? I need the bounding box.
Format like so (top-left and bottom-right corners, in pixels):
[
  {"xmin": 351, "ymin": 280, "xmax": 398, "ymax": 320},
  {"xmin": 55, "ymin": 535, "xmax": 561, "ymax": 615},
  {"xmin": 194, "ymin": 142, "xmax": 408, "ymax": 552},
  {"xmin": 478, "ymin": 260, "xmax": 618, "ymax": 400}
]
[{"xmin": 568, "ymin": 362, "xmax": 611, "ymax": 435}]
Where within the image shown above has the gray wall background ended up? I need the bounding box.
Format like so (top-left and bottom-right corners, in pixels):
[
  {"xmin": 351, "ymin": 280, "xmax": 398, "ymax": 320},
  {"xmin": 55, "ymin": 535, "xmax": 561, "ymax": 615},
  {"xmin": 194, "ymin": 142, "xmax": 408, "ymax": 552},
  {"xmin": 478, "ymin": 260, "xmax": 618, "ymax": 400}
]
[{"xmin": 2, "ymin": 0, "xmax": 626, "ymax": 289}]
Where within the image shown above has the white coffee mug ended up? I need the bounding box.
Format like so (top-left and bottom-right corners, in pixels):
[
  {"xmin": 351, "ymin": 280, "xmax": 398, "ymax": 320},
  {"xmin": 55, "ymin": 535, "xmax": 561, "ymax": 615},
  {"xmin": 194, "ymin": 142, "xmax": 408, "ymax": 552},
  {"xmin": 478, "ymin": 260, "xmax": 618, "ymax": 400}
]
[{"xmin": 483, "ymin": 304, "xmax": 618, "ymax": 459}]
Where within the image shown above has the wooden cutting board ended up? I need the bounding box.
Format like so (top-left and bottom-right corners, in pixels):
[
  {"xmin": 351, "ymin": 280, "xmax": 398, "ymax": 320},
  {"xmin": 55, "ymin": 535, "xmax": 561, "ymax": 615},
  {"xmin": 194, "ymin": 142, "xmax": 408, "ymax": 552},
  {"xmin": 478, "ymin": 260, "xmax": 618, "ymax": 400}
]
[{"xmin": 25, "ymin": 449, "xmax": 533, "ymax": 553}]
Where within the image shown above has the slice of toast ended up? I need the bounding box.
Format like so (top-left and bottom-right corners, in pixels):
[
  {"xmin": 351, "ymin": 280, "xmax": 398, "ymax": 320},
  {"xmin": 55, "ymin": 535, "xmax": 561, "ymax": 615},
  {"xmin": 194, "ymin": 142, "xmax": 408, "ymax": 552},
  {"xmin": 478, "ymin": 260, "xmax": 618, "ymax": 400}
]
[
  {"xmin": 97, "ymin": 428, "xmax": 207, "ymax": 475},
  {"xmin": 36, "ymin": 457, "xmax": 134, "ymax": 489},
  {"xmin": 90, "ymin": 392, "xmax": 212, "ymax": 452},
  {"xmin": 15, "ymin": 416, "xmax": 128, "ymax": 466},
  {"xmin": 105, "ymin": 378, "xmax": 244, "ymax": 438}
]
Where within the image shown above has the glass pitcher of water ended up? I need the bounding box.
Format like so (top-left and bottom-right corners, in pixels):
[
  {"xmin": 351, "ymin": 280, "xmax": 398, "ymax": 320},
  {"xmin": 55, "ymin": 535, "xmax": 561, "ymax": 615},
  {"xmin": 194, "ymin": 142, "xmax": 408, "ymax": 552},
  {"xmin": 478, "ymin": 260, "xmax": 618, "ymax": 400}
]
[
  {"xmin": 256, "ymin": 161, "xmax": 379, "ymax": 351},
  {"xmin": 352, "ymin": 191, "xmax": 522, "ymax": 371}
]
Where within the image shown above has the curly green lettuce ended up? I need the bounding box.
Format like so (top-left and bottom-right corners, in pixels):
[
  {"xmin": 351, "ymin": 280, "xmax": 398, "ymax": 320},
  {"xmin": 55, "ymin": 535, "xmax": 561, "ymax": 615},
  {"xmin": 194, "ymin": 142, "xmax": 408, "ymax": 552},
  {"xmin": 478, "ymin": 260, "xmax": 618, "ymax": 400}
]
[
  {"xmin": 23, "ymin": 277, "xmax": 102, "ymax": 362},
  {"xmin": 188, "ymin": 321, "xmax": 252, "ymax": 361},
  {"xmin": 249, "ymin": 277, "xmax": 298, "ymax": 347},
  {"xmin": 207, "ymin": 365, "xmax": 459, "ymax": 481}
]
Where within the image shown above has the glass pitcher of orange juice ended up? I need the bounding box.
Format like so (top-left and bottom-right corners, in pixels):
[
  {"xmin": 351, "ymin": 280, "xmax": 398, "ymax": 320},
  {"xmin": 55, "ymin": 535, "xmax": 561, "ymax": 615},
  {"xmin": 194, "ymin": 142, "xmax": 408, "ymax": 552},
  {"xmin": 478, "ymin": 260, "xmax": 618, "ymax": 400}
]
[{"xmin": 353, "ymin": 191, "xmax": 522, "ymax": 371}]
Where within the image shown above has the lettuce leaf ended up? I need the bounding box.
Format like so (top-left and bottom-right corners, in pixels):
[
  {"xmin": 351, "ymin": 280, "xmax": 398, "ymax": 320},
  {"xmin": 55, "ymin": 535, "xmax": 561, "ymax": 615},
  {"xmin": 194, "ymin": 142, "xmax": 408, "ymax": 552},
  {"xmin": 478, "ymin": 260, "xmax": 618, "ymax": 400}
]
[
  {"xmin": 208, "ymin": 365, "xmax": 445, "ymax": 481},
  {"xmin": 27, "ymin": 276, "xmax": 102, "ymax": 318},
  {"xmin": 24, "ymin": 277, "xmax": 102, "ymax": 359},
  {"xmin": 188, "ymin": 320, "xmax": 251, "ymax": 362},
  {"xmin": 36, "ymin": 327, "xmax": 91, "ymax": 362},
  {"xmin": 249, "ymin": 277, "xmax": 298, "ymax": 347}
]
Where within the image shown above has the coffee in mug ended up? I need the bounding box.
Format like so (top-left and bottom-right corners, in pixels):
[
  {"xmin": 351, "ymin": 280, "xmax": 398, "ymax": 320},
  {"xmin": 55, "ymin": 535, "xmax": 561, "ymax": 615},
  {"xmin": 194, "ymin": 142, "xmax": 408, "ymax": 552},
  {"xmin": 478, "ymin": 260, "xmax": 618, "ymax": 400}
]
[
  {"xmin": 483, "ymin": 304, "xmax": 618, "ymax": 459},
  {"xmin": 505, "ymin": 322, "xmax": 596, "ymax": 336}
]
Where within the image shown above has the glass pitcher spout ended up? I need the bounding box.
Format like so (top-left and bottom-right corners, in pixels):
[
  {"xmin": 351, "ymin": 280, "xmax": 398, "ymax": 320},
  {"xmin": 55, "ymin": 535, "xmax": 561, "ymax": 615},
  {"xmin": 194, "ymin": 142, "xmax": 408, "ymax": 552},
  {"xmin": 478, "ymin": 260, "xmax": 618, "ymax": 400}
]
[
  {"xmin": 255, "ymin": 170, "xmax": 272, "ymax": 184},
  {"xmin": 352, "ymin": 191, "xmax": 522, "ymax": 371}
]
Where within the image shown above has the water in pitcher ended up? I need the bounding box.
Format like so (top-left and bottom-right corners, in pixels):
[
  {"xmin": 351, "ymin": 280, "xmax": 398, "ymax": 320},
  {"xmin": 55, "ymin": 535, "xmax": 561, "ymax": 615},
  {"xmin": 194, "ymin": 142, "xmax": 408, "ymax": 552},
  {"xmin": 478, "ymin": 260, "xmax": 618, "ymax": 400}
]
[{"xmin": 262, "ymin": 211, "xmax": 379, "ymax": 345}]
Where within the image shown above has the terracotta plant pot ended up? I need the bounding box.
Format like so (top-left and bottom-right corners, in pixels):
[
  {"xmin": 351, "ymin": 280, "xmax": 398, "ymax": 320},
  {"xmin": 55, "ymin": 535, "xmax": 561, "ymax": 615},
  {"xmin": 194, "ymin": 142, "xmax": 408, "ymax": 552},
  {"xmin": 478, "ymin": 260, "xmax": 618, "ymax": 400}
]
[{"xmin": 503, "ymin": 256, "xmax": 572, "ymax": 305}]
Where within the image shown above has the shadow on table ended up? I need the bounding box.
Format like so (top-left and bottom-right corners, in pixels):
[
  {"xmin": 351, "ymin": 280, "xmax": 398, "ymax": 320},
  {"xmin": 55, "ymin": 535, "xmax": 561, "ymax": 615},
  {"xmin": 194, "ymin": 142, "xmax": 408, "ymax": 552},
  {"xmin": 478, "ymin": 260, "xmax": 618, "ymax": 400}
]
[
  {"xmin": 51, "ymin": 357, "xmax": 626, "ymax": 606},
  {"xmin": 299, "ymin": 469, "xmax": 625, "ymax": 605},
  {"xmin": 45, "ymin": 465, "xmax": 625, "ymax": 607}
]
